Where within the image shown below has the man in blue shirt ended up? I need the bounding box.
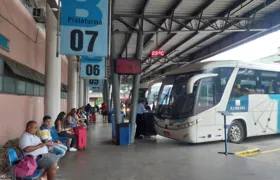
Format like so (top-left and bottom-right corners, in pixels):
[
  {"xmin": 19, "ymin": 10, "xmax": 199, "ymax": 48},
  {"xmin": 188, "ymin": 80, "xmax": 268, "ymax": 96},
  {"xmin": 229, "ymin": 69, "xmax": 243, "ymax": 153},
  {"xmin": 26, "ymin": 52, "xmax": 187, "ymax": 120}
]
[{"xmin": 135, "ymin": 100, "xmax": 146, "ymax": 138}]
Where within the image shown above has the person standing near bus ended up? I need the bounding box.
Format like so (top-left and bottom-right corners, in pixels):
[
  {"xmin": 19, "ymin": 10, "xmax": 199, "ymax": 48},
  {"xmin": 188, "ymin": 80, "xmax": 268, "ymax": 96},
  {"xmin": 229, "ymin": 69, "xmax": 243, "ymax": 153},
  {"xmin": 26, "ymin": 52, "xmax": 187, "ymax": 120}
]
[{"xmin": 135, "ymin": 100, "xmax": 146, "ymax": 139}]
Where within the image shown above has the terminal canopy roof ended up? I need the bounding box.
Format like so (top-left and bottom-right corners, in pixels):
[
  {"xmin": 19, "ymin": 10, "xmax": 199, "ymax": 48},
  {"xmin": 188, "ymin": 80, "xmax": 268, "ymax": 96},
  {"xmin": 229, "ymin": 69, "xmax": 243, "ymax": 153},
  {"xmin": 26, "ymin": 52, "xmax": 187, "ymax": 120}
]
[{"xmin": 46, "ymin": 0, "xmax": 280, "ymax": 83}]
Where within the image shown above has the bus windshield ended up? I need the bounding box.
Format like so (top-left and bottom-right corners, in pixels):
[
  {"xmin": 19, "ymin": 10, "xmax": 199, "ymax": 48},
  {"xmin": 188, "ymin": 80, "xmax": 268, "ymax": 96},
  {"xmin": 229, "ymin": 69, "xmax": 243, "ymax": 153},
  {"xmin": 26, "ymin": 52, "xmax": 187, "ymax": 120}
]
[
  {"xmin": 157, "ymin": 72, "xmax": 199, "ymax": 119},
  {"xmin": 156, "ymin": 67, "xmax": 234, "ymax": 119}
]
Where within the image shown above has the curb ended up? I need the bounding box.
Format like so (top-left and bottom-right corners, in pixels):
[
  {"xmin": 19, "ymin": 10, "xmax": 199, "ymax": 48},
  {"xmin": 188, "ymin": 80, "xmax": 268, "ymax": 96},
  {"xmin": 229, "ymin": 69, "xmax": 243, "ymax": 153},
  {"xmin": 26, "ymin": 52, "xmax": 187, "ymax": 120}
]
[{"xmin": 235, "ymin": 148, "xmax": 261, "ymax": 157}]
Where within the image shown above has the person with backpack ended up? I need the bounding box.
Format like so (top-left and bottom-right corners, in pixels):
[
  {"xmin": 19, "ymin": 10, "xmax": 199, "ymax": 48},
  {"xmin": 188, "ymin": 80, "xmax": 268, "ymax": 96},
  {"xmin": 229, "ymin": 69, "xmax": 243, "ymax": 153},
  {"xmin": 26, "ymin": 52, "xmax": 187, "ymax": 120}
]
[{"xmin": 19, "ymin": 121, "xmax": 59, "ymax": 180}]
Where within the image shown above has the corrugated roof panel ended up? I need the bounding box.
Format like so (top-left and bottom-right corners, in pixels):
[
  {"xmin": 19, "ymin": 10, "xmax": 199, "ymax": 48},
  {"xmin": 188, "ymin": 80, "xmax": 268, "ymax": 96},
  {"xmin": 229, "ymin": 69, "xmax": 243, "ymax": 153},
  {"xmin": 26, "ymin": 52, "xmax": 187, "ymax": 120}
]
[
  {"xmin": 231, "ymin": 0, "xmax": 264, "ymax": 17},
  {"xmin": 114, "ymin": 0, "xmax": 145, "ymax": 13},
  {"xmin": 203, "ymin": 0, "xmax": 237, "ymax": 16},
  {"xmin": 113, "ymin": 17, "xmax": 135, "ymax": 31},
  {"xmin": 145, "ymin": 0, "xmax": 175, "ymax": 14},
  {"xmin": 174, "ymin": 0, "xmax": 206, "ymax": 16},
  {"xmin": 121, "ymin": 34, "xmax": 138, "ymax": 57},
  {"xmin": 255, "ymin": 1, "xmax": 280, "ymax": 15},
  {"xmin": 160, "ymin": 31, "xmax": 198, "ymax": 52},
  {"xmin": 143, "ymin": 18, "xmax": 163, "ymax": 31},
  {"xmin": 167, "ymin": 32, "xmax": 214, "ymax": 57}
]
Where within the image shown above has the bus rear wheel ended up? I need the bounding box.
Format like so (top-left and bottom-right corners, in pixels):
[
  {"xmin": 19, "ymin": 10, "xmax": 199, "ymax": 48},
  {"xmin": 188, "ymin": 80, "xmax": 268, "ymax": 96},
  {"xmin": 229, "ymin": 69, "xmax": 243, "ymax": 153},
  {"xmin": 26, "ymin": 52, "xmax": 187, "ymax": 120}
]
[{"xmin": 228, "ymin": 121, "xmax": 245, "ymax": 143}]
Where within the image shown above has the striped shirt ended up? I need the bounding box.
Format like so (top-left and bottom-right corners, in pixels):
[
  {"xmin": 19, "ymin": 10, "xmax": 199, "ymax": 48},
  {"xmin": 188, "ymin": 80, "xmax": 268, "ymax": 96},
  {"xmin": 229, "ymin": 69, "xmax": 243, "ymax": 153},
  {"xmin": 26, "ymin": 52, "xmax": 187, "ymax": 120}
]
[{"xmin": 39, "ymin": 125, "xmax": 52, "ymax": 141}]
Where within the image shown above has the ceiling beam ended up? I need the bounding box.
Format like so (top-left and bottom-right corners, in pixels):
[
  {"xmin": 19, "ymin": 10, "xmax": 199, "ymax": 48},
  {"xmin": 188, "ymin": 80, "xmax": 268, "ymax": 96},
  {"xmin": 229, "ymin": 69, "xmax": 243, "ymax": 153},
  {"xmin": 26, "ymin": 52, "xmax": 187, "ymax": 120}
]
[
  {"xmin": 141, "ymin": 0, "xmax": 251, "ymax": 75},
  {"xmin": 143, "ymin": 17, "xmax": 167, "ymax": 31},
  {"xmin": 119, "ymin": 0, "xmax": 150, "ymax": 58},
  {"xmin": 141, "ymin": 0, "xmax": 215, "ymax": 67},
  {"xmin": 115, "ymin": 17, "xmax": 139, "ymax": 32},
  {"xmin": 141, "ymin": 0, "xmax": 183, "ymax": 50},
  {"xmin": 141, "ymin": 0, "xmax": 279, "ymax": 81}
]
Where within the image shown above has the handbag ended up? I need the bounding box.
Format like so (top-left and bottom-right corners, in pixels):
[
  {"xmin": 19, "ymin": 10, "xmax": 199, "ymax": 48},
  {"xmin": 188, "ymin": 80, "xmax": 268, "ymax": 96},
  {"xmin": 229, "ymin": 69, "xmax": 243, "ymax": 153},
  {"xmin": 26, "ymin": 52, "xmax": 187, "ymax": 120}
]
[{"xmin": 14, "ymin": 155, "xmax": 37, "ymax": 177}]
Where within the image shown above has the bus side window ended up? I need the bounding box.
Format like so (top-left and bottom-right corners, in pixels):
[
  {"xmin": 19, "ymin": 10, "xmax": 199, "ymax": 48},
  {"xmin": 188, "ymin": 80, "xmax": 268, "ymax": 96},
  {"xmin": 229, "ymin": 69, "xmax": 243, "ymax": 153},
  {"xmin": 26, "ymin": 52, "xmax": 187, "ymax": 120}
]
[
  {"xmin": 259, "ymin": 70, "xmax": 280, "ymax": 94},
  {"xmin": 230, "ymin": 68, "xmax": 257, "ymax": 99}
]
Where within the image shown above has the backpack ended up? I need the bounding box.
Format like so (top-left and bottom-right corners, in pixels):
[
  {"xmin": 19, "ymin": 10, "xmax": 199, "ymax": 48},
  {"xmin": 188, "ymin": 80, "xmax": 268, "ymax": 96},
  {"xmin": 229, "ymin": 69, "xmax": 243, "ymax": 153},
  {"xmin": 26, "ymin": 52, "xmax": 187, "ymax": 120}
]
[{"xmin": 14, "ymin": 155, "xmax": 37, "ymax": 177}]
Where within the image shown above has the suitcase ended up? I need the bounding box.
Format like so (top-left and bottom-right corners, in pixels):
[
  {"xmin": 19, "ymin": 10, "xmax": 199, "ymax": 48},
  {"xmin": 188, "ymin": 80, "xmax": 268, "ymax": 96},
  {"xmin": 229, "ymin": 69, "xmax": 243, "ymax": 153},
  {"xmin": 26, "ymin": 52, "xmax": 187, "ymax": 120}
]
[
  {"xmin": 75, "ymin": 127, "xmax": 87, "ymax": 150},
  {"xmin": 142, "ymin": 112, "xmax": 157, "ymax": 136},
  {"xmin": 91, "ymin": 113, "xmax": 96, "ymax": 121}
]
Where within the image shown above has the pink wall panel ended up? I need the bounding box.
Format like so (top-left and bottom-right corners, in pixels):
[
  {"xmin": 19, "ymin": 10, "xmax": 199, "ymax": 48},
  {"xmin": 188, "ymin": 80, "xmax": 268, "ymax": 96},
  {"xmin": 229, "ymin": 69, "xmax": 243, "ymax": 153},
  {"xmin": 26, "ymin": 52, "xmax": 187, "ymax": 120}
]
[
  {"xmin": 0, "ymin": 0, "xmax": 69, "ymax": 145},
  {"xmin": 0, "ymin": 0, "xmax": 45, "ymax": 74},
  {"xmin": 0, "ymin": 95, "xmax": 45, "ymax": 145},
  {"xmin": 0, "ymin": 0, "xmax": 68, "ymax": 82}
]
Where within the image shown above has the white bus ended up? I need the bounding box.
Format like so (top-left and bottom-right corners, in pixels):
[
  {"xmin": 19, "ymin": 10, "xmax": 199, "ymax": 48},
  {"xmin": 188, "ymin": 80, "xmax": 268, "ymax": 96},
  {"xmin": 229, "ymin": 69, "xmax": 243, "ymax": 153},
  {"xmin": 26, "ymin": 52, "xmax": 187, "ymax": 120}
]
[{"xmin": 155, "ymin": 60, "xmax": 280, "ymax": 143}]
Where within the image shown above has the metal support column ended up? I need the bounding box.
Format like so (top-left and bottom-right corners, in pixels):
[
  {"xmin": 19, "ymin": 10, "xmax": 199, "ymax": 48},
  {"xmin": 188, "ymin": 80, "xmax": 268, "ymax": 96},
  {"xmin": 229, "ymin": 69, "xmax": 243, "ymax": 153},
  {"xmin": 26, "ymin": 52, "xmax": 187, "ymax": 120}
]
[
  {"xmin": 104, "ymin": 79, "xmax": 110, "ymax": 108},
  {"xmin": 79, "ymin": 78, "xmax": 84, "ymax": 107},
  {"xmin": 110, "ymin": 84, "xmax": 113, "ymax": 109},
  {"xmin": 67, "ymin": 56, "xmax": 78, "ymax": 111},
  {"xmin": 44, "ymin": 3, "xmax": 61, "ymax": 121},
  {"xmin": 84, "ymin": 82, "xmax": 89, "ymax": 104},
  {"xmin": 129, "ymin": 32, "xmax": 144, "ymax": 143},
  {"xmin": 110, "ymin": 34, "xmax": 122, "ymax": 124}
]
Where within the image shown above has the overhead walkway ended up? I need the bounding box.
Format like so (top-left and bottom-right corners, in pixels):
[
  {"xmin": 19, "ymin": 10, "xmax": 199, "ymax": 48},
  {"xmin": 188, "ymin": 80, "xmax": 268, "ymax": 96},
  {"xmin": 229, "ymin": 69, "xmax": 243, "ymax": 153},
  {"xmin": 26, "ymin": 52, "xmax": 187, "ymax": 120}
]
[{"xmin": 56, "ymin": 115, "xmax": 280, "ymax": 180}]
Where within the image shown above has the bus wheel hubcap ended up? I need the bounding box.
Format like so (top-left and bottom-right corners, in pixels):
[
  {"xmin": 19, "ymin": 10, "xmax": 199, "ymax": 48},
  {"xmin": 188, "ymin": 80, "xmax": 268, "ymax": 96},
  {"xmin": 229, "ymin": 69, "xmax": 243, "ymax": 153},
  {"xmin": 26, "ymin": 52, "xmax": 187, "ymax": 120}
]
[{"xmin": 230, "ymin": 125, "xmax": 241, "ymax": 141}]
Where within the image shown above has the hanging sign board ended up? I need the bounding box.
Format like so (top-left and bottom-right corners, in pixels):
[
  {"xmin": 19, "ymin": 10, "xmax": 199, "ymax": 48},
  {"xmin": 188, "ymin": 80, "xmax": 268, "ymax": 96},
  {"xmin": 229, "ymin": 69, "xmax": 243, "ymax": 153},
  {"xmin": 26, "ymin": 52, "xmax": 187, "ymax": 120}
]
[
  {"xmin": 80, "ymin": 57, "xmax": 105, "ymax": 79},
  {"xmin": 116, "ymin": 59, "xmax": 141, "ymax": 75},
  {"xmin": 60, "ymin": 0, "xmax": 108, "ymax": 56},
  {"xmin": 90, "ymin": 86, "xmax": 103, "ymax": 92},
  {"xmin": 86, "ymin": 79, "xmax": 103, "ymax": 87}
]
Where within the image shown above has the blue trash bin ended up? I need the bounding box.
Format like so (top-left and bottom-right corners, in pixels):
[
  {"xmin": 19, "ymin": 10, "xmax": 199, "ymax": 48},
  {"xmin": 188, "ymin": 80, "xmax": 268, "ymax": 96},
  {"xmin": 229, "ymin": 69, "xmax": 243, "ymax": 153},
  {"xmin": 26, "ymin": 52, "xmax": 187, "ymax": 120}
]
[
  {"xmin": 117, "ymin": 123, "xmax": 130, "ymax": 145},
  {"xmin": 111, "ymin": 114, "xmax": 127, "ymax": 144}
]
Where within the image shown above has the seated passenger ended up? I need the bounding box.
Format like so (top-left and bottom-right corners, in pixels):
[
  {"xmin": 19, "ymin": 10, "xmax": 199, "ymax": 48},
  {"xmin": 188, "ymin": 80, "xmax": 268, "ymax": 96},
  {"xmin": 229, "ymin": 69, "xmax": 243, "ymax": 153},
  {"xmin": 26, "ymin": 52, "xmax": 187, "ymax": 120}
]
[
  {"xmin": 77, "ymin": 108, "xmax": 89, "ymax": 126},
  {"xmin": 55, "ymin": 112, "xmax": 77, "ymax": 152},
  {"xmin": 19, "ymin": 121, "xmax": 58, "ymax": 180},
  {"xmin": 66, "ymin": 108, "xmax": 78, "ymax": 130},
  {"xmin": 39, "ymin": 115, "xmax": 68, "ymax": 158}
]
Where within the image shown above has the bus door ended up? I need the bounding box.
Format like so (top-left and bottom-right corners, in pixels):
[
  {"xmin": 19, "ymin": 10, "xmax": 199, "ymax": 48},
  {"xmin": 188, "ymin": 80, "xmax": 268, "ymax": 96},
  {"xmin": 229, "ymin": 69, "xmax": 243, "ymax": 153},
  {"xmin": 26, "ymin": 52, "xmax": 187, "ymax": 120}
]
[{"xmin": 195, "ymin": 77, "xmax": 218, "ymax": 142}]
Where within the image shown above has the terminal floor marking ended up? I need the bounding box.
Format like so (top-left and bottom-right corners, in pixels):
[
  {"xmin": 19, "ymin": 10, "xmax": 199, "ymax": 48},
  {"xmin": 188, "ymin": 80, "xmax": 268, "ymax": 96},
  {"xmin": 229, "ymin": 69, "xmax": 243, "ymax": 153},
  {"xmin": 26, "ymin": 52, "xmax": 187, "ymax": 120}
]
[{"xmin": 261, "ymin": 148, "xmax": 280, "ymax": 154}]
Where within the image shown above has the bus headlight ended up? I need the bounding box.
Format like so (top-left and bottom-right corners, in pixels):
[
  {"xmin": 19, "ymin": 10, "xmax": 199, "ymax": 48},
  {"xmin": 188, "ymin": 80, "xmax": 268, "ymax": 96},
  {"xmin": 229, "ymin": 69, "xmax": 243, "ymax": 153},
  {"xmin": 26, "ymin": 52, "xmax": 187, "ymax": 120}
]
[{"xmin": 188, "ymin": 120, "xmax": 199, "ymax": 127}]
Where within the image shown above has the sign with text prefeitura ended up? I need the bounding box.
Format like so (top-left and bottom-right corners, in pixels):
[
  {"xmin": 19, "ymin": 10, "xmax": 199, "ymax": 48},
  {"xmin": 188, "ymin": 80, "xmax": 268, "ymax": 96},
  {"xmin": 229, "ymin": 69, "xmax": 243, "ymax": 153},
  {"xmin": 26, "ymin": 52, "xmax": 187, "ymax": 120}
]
[
  {"xmin": 60, "ymin": 0, "xmax": 108, "ymax": 56},
  {"xmin": 86, "ymin": 79, "xmax": 103, "ymax": 87},
  {"xmin": 80, "ymin": 56, "xmax": 105, "ymax": 79}
]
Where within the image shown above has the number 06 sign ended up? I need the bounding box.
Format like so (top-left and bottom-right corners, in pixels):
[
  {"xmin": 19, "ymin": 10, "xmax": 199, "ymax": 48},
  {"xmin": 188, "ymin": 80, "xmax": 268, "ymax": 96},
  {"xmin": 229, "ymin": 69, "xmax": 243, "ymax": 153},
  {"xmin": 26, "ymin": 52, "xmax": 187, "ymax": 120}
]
[
  {"xmin": 80, "ymin": 57, "xmax": 105, "ymax": 79},
  {"xmin": 60, "ymin": 0, "xmax": 108, "ymax": 56}
]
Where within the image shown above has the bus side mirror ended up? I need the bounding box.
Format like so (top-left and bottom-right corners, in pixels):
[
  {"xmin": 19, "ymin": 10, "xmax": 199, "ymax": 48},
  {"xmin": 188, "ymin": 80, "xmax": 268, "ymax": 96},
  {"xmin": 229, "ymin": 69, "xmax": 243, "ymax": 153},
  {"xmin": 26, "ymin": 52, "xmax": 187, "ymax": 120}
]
[{"xmin": 187, "ymin": 73, "xmax": 218, "ymax": 94}]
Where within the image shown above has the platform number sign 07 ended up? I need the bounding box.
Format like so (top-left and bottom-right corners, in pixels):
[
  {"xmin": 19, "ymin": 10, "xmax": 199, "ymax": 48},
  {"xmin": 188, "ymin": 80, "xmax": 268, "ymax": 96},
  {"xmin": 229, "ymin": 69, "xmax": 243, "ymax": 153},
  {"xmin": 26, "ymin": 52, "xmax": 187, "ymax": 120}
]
[
  {"xmin": 60, "ymin": 0, "xmax": 108, "ymax": 56},
  {"xmin": 70, "ymin": 30, "xmax": 98, "ymax": 52}
]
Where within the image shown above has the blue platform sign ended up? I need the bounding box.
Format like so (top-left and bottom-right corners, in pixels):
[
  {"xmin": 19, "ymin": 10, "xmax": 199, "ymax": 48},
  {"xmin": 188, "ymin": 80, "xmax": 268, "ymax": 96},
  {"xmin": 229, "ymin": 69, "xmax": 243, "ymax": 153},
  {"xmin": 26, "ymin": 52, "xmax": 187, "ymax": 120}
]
[
  {"xmin": 90, "ymin": 86, "xmax": 103, "ymax": 92},
  {"xmin": 60, "ymin": 0, "xmax": 108, "ymax": 56},
  {"xmin": 80, "ymin": 56, "xmax": 105, "ymax": 79},
  {"xmin": 86, "ymin": 79, "xmax": 103, "ymax": 87}
]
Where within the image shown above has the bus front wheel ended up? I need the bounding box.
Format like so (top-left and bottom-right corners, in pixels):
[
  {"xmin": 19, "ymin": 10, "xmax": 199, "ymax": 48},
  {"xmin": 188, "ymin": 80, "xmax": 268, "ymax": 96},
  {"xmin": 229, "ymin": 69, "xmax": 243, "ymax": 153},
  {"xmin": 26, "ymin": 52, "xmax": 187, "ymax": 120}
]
[{"xmin": 228, "ymin": 121, "xmax": 245, "ymax": 143}]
